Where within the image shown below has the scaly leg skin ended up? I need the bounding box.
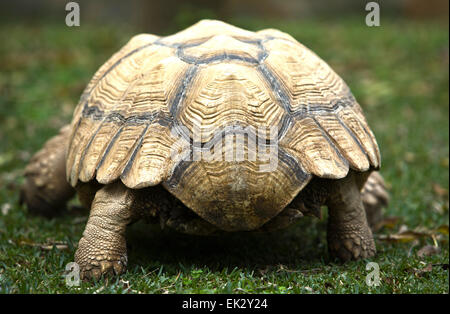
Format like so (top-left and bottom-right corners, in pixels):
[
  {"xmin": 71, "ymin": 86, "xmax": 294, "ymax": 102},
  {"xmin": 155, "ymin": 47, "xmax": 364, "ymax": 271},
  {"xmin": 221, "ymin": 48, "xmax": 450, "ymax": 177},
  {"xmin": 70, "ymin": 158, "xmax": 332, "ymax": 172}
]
[
  {"xmin": 75, "ymin": 181, "xmax": 139, "ymax": 280},
  {"xmin": 361, "ymin": 171, "xmax": 390, "ymax": 231},
  {"xmin": 326, "ymin": 171, "xmax": 376, "ymax": 261},
  {"xmin": 20, "ymin": 125, "xmax": 75, "ymax": 217}
]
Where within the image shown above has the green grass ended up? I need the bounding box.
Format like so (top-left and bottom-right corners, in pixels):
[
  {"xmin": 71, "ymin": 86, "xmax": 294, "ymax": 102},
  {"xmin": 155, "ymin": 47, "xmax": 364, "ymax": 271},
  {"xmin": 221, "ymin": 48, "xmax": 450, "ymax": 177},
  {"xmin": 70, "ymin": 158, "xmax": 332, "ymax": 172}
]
[{"xmin": 0, "ymin": 17, "xmax": 448, "ymax": 294}]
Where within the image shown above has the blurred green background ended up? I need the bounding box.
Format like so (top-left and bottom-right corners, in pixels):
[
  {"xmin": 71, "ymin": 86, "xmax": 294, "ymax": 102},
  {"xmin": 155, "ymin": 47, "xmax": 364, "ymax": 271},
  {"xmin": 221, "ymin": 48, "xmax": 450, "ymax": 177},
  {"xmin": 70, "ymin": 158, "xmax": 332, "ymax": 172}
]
[{"xmin": 0, "ymin": 0, "xmax": 448, "ymax": 294}]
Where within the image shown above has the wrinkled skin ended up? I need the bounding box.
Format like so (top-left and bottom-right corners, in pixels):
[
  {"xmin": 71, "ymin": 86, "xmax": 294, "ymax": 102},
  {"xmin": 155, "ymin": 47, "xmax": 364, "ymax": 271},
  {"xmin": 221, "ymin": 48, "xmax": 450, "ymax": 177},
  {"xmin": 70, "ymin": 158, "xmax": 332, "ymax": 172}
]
[{"xmin": 21, "ymin": 125, "xmax": 389, "ymax": 280}]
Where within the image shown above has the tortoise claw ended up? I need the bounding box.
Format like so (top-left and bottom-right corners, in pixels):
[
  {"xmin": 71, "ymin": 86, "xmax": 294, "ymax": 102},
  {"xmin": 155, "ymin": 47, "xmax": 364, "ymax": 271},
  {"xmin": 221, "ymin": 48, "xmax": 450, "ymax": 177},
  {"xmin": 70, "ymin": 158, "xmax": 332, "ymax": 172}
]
[{"xmin": 297, "ymin": 201, "xmax": 322, "ymax": 219}]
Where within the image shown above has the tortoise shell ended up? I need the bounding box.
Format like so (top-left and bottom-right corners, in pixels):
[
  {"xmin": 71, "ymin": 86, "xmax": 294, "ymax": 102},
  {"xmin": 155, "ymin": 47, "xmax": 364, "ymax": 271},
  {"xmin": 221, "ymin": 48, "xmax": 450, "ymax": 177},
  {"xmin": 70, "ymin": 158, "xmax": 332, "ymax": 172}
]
[{"xmin": 66, "ymin": 20, "xmax": 380, "ymax": 231}]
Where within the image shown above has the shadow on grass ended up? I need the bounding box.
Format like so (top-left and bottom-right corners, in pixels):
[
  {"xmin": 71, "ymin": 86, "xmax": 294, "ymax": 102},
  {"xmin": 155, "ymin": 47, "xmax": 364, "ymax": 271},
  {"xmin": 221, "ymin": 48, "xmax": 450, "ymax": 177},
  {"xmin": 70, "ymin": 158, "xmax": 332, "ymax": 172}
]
[{"xmin": 125, "ymin": 217, "xmax": 329, "ymax": 273}]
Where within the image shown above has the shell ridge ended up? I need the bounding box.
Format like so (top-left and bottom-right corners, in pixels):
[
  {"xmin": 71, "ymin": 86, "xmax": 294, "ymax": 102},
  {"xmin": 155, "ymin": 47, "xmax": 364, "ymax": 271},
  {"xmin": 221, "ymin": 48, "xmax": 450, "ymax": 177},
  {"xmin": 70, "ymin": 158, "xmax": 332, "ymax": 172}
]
[
  {"xmin": 334, "ymin": 112, "xmax": 370, "ymax": 160},
  {"xmin": 120, "ymin": 123, "xmax": 151, "ymax": 180},
  {"xmin": 78, "ymin": 46, "xmax": 166, "ymax": 183},
  {"xmin": 95, "ymin": 125, "xmax": 125, "ymax": 173}
]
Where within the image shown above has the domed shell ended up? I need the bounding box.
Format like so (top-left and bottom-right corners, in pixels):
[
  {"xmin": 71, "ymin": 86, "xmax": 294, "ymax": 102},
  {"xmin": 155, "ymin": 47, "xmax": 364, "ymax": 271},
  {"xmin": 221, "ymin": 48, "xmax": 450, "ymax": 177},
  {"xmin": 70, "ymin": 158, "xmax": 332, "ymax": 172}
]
[{"xmin": 66, "ymin": 20, "xmax": 380, "ymax": 231}]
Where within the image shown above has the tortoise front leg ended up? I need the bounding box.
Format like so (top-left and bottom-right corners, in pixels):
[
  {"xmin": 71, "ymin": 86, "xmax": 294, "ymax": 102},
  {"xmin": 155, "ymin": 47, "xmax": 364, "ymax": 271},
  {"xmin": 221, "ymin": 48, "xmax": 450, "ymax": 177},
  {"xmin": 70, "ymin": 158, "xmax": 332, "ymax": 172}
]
[
  {"xmin": 20, "ymin": 125, "xmax": 75, "ymax": 217},
  {"xmin": 75, "ymin": 182, "xmax": 139, "ymax": 280},
  {"xmin": 326, "ymin": 171, "xmax": 376, "ymax": 261}
]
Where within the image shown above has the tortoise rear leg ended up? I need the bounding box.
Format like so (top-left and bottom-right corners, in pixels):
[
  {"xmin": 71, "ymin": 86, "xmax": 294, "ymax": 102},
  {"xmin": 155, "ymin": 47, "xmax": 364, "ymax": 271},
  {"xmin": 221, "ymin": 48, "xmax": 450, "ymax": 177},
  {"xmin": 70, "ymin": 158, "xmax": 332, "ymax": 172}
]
[
  {"xmin": 326, "ymin": 171, "xmax": 376, "ymax": 261},
  {"xmin": 75, "ymin": 181, "xmax": 140, "ymax": 280},
  {"xmin": 20, "ymin": 125, "xmax": 75, "ymax": 217},
  {"xmin": 362, "ymin": 171, "xmax": 389, "ymax": 231}
]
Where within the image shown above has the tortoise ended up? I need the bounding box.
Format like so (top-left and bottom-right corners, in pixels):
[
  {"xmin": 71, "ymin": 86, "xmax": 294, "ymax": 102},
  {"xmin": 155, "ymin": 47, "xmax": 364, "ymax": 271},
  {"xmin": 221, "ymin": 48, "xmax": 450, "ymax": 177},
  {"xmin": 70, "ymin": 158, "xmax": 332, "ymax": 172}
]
[{"xmin": 21, "ymin": 20, "xmax": 389, "ymax": 279}]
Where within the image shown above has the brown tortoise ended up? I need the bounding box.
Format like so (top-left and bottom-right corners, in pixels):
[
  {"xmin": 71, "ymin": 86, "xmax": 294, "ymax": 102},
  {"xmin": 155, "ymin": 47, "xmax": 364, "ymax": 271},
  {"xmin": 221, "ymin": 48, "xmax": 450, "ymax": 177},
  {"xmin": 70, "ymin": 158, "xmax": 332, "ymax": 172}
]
[{"xmin": 21, "ymin": 20, "xmax": 389, "ymax": 280}]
